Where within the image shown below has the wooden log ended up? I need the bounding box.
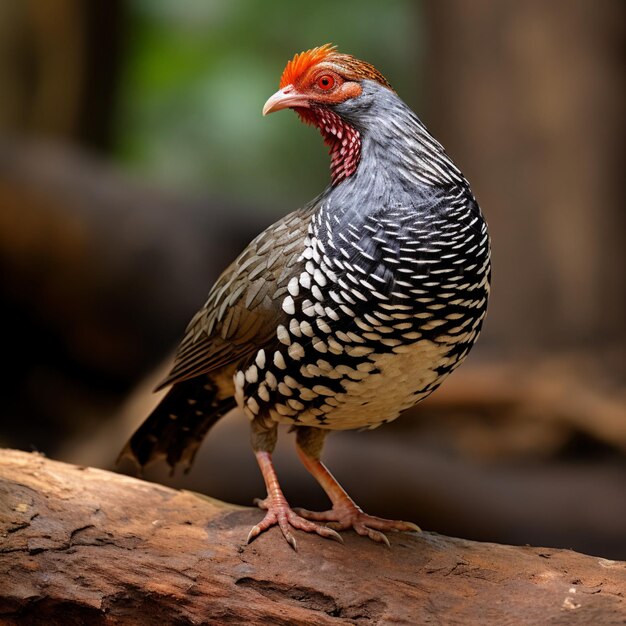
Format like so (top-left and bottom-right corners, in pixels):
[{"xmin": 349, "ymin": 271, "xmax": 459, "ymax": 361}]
[{"xmin": 1, "ymin": 449, "xmax": 624, "ymax": 625}]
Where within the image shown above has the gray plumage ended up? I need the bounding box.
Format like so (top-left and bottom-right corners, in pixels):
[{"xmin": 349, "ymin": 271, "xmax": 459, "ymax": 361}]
[{"xmin": 121, "ymin": 78, "xmax": 490, "ymax": 475}]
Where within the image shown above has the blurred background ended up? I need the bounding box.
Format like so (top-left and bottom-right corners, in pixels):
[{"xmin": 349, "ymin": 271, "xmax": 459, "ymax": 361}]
[{"xmin": 1, "ymin": 0, "xmax": 624, "ymax": 559}]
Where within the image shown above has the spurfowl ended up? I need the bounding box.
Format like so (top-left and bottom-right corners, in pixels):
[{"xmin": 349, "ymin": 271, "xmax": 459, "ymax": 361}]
[{"xmin": 120, "ymin": 45, "xmax": 491, "ymax": 549}]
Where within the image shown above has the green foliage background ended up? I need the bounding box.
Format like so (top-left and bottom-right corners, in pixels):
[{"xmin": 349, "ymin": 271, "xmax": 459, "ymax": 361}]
[{"xmin": 116, "ymin": 0, "xmax": 419, "ymax": 213}]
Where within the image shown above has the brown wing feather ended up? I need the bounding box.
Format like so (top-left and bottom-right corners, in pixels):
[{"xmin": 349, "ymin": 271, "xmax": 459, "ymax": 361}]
[{"xmin": 156, "ymin": 205, "xmax": 316, "ymax": 390}]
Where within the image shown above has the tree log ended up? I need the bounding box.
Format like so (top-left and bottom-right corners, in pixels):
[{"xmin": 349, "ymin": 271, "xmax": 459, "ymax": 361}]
[{"xmin": 1, "ymin": 449, "xmax": 624, "ymax": 625}]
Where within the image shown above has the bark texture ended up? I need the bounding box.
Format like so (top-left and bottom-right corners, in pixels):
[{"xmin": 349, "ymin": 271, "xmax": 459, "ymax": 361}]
[{"xmin": 1, "ymin": 450, "xmax": 624, "ymax": 625}]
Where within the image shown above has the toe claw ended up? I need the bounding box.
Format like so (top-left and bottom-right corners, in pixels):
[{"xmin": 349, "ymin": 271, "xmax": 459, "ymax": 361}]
[
  {"xmin": 323, "ymin": 527, "xmax": 344, "ymax": 543},
  {"xmin": 369, "ymin": 528, "xmax": 391, "ymax": 547},
  {"xmin": 286, "ymin": 533, "xmax": 298, "ymax": 551},
  {"xmin": 278, "ymin": 518, "xmax": 299, "ymax": 551},
  {"xmin": 355, "ymin": 524, "xmax": 390, "ymax": 547},
  {"xmin": 246, "ymin": 525, "xmax": 261, "ymax": 544},
  {"xmin": 377, "ymin": 531, "xmax": 391, "ymax": 548}
]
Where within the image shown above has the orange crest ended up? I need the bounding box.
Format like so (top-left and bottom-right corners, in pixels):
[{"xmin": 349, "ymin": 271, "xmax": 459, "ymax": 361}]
[{"xmin": 279, "ymin": 44, "xmax": 337, "ymax": 89}]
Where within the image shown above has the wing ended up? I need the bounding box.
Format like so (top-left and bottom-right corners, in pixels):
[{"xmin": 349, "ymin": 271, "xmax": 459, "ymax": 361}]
[{"xmin": 157, "ymin": 205, "xmax": 316, "ymax": 389}]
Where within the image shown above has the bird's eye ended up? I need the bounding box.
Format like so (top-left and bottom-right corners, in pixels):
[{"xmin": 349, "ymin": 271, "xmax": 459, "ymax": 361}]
[{"xmin": 317, "ymin": 75, "xmax": 335, "ymax": 91}]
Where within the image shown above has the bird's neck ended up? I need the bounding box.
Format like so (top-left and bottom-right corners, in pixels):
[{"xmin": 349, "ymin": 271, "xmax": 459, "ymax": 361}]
[
  {"xmin": 335, "ymin": 85, "xmax": 467, "ymax": 192},
  {"xmin": 297, "ymin": 107, "xmax": 361, "ymax": 186},
  {"xmin": 301, "ymin": 86, "xmax": 468, "ymax": 191}
]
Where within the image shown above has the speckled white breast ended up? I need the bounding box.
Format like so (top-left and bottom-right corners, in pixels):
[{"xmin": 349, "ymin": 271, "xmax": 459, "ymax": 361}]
[{"xmin": 277, "ymin": 338, "xmax": 452, "ymax": 430}]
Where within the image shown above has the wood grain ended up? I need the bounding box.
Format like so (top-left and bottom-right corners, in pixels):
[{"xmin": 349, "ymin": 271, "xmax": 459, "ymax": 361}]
[{"xmin": 1, "ymin": 449, "xmax": 624, "ymax": 625}]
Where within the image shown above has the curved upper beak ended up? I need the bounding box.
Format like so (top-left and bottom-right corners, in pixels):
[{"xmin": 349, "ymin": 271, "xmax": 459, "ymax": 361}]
[{"xmin": 262, "ymin": 85, "xmax": 310, "ymax": 116}]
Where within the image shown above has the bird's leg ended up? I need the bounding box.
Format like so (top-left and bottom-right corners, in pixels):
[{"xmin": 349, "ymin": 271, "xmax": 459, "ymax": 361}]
[
  {"xmin": 247, "ymin": 421, "xmax": 342, "ymax": 550},
  {"xmin": 294, "ymin": 427, "xmax": 420, "ymax": 546}
]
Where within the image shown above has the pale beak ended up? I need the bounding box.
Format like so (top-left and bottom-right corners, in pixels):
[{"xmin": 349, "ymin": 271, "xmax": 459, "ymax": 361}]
[{"xmin": 262, "ymin": 85, "xmax": 310, "ymax": 116}]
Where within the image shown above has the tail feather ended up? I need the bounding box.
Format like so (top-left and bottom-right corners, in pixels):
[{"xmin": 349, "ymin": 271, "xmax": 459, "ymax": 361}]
[{"xmin": 118, "ymin": 378, "xmax": 236, "ymax": 475}]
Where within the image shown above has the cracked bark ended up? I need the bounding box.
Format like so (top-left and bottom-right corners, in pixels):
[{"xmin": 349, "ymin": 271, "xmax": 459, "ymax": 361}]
[{"xmin": 0, "ymin": 450, "xmax": 624, "ymax": 625}]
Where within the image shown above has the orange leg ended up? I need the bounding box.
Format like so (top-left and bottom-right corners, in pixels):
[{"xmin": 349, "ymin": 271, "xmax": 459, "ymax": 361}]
[
  {"xmin": 295, "ymin": 443, "xmax": 420, "ymax": 546},
  {"xmin": 247, "ymin": 450, "xmax": 342, "ymax": 550}
]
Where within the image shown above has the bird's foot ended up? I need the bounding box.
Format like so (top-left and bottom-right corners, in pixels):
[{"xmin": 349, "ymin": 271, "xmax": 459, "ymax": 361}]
[
  {"xmin": 294, "ymin": 505, "xmax": 420, "ymax": 547},
  {"xmin": 247, "ymin": 496, "xmax": 343, "ymax": 550}
]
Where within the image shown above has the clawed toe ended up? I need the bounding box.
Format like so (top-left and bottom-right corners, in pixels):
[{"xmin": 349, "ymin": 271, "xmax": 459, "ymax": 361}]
[
  {"xmin": 292, "ymin": 507, "xmax": 335, "ymax": 522},
  {"xmin": 296, "ymin": 505, "xmax": 420, "ymax": 545},
  {"xmin": 352, "ymin": 522, "xmax": 391, "ymax": 547},
  {"xmin": 247, "ymin": 499, "xmax": 343, "ymax": 550}
]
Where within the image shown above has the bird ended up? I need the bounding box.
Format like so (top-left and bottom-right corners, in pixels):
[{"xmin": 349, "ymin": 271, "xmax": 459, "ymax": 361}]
[{"xmin": 119, "ymin": 44, "xmax": 491, "ymax": 550}]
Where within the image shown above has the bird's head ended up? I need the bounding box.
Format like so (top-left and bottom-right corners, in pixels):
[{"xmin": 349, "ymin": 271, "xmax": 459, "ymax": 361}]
[{"xmin": 263, "ymin": 44, "xmax": 394, "ymax": 185}]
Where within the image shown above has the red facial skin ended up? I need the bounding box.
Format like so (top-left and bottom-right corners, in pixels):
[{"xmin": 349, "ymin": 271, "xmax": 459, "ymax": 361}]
[{"xmin": 263, "ymin": 44, "xmax": 392, "ymax": 116}]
